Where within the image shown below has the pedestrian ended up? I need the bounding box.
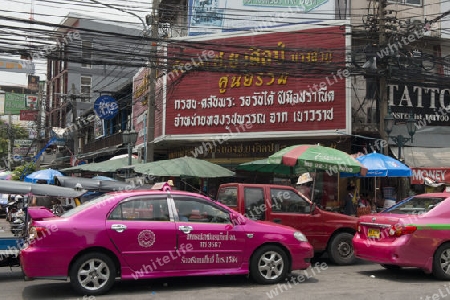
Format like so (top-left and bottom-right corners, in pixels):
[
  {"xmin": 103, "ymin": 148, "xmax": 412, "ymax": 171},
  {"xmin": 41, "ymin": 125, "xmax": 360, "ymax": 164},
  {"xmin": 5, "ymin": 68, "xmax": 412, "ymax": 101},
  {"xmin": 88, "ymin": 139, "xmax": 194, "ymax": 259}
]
[
  {"xmin": 343, "ymin": 185, "xmax": 356, "ymax": 216},
  {"xmin": 358, "ymin": 193, "xmax": 370, "ymax": 208},
  {"xmin": 296, "ymin": 172, "xmax": 313, "ymax": 200},
  {"xmin": 381, "ymin": 186, "xmax": 396, "ymax": 209}
]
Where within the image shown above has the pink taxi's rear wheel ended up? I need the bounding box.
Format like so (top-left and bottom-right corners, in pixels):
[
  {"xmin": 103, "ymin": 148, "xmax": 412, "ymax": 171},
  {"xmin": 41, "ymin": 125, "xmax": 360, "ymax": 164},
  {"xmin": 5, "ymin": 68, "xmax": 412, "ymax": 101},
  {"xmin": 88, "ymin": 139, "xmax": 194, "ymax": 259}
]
[
  {"xmin": 70, "ymin": 252, "xmax": 116, "ymax": 296},
  {"xmin": 433, "ymin": 243, "xmax": 450, "ymax": 280}
]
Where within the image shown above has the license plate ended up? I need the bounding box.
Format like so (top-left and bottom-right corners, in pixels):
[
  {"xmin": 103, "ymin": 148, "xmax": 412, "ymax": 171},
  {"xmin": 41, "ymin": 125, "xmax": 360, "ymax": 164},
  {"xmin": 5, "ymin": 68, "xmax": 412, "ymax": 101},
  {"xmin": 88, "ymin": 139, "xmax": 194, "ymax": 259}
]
[{"xmin": 368, "ymin": 228, "xmax": 380, "ymax": 238}]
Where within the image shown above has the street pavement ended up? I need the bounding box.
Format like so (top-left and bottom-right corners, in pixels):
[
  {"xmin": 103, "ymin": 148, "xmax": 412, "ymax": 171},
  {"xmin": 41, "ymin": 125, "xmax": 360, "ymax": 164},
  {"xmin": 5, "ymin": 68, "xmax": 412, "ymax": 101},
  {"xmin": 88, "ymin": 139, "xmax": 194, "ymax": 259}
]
[{"xmin": 1, "ymin": 258, "xmax": 450, "ymax": 300}]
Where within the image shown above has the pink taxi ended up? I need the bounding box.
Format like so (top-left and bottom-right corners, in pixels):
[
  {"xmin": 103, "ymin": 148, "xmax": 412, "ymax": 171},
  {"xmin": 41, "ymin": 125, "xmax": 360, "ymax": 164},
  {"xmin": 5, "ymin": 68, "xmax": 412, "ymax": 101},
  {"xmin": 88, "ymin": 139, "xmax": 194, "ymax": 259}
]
[
  {"xmin": 20, "ymin": 189, "xmax": 313, "ymax": 295},
  {"xmin": 353, "ymin": 193, "xmax": 450, "ymax": 279}
]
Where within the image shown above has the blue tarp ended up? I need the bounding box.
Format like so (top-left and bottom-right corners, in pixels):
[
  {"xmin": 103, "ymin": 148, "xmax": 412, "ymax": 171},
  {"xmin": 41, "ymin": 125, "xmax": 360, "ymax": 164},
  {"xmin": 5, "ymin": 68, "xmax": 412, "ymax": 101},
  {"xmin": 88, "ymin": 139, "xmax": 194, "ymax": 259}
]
[{"xmin": 24, "ymin": 168, "xmax": 63, "ymax": 184}]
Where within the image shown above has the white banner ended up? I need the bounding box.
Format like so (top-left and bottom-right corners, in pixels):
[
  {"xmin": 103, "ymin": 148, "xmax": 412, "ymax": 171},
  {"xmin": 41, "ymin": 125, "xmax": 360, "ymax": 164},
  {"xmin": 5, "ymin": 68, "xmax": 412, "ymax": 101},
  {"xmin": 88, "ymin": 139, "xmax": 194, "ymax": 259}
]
[{"xmin": 188, "ymin": 0, "xmax": 335, "ymax": 35}]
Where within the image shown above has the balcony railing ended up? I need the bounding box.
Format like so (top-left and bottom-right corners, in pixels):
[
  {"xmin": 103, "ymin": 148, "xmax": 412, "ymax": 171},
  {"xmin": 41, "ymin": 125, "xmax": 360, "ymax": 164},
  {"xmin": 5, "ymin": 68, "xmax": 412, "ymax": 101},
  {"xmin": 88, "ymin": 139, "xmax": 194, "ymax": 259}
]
[{"xmin": 82, "ymin": 132, "xmax": 123, "ymax": 153}]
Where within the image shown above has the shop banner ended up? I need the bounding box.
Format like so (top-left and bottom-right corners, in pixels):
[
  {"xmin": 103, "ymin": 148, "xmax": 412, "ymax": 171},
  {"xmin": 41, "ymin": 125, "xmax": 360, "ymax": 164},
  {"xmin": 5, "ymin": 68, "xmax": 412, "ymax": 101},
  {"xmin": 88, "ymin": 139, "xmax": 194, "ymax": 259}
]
[
  {"xmin": 188, "ymin": 0, "xmax": 335, "ymax": 36},
  {"xmin": 28, "ymin": 75, "xmax": 40, "ymax": 91},
  {"xmin": 4, "ymin": 93, "xmax": 26, "ymax": 115},
  {"xmin": 20, "ymin": 110, "xmax": 38, "ymax": 121},
  {"xmin": 388, "ymin": 83, "xmax": 450, "ymax": 126},
  {"xmin": 161, "ymin": 23, "xmax": 350, "ymax": 140},
  {"xmin": 411, "ymin": 168, "xmax": 450, "ymax": 184}
]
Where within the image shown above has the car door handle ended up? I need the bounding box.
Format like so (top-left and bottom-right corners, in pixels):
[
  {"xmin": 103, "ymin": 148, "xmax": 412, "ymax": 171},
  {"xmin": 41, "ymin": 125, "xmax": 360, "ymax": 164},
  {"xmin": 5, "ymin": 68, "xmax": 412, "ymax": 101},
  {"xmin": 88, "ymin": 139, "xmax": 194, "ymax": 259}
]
[
  {"xmin": 179, "ymin": 225, "xmax": 193, "ymax": 234},
  {"xmin": 273, "ymin": 218, "xmax": 282, "ymax": 224},
  {"xmin": 111, "ymin": 224, "xmax": 127, "ymax": 233}
]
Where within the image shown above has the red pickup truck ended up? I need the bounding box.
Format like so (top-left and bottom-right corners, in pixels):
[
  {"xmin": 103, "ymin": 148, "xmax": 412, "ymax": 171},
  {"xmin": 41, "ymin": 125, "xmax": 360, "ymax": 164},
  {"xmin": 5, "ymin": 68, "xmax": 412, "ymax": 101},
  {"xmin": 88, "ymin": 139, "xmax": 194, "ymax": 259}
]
[{"xmin": 217, "ymin": 183, "xmax": 358, "ymax": 265}]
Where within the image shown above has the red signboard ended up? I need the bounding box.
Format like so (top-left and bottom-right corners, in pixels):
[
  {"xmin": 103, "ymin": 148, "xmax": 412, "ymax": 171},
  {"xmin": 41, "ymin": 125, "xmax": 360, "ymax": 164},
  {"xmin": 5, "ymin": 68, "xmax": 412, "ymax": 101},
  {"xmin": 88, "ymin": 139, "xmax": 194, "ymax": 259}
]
[
  {"xmin": 159, "ymin": 24, "xmax": 349, "ymax": 139},
  {"xmin": 411, "ymin": 168, "xmax": 450, "ymax": 184},
  {"xmin": 19, "ymin": 109, "xmax": 38, "ymax": 121},
  {"xmin": 132, "ymin": 67, "xmax": 149, "ymax": 147}
]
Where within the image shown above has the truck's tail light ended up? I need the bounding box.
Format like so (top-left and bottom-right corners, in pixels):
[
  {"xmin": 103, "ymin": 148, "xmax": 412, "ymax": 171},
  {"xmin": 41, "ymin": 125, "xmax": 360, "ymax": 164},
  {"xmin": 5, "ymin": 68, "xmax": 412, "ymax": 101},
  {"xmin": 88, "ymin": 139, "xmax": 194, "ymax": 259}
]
[
  {"xmin": 29, "ymin": 226, "xmax": 49, "ymax": 241},
  {"xmin": 388, "ymin": 224, "xmax": 417, "ymax": 237},
  {"xmin": 357, "ymin": 221, "xmax": 361, "ymax": 233}
]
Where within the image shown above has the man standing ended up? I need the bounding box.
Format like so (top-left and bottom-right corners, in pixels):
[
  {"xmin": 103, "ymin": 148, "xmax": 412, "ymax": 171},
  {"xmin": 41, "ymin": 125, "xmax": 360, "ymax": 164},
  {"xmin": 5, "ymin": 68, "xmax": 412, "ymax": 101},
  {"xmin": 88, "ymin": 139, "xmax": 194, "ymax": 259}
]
[
  {"xmin": 343, "ymin": 185, "xmax": 356, "ymax": 216},
  {"xmin": 296, "ymin": 172, "xmax": 313, "ymax": 200}
]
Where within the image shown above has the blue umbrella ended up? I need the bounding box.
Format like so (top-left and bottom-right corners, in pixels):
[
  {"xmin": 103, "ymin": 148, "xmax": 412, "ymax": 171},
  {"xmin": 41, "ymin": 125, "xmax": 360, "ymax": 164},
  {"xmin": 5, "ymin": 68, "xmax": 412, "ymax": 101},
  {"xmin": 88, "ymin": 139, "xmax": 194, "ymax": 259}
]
[
  {"xmin": 24, "ymin": 168, "xmax": 63, "ymax": 184},
  {"xmin": 341, "ymin": 152, "xmax": 412, "ymax": 177}
]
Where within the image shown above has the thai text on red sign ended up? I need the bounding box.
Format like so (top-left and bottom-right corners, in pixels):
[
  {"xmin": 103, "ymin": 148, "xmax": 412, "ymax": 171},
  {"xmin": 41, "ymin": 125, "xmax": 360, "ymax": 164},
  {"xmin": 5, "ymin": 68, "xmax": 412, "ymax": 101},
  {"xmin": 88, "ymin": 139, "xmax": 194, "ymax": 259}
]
[{"xmin": 163, "ymin": 25, "xmax": 348, "ymax": 136}]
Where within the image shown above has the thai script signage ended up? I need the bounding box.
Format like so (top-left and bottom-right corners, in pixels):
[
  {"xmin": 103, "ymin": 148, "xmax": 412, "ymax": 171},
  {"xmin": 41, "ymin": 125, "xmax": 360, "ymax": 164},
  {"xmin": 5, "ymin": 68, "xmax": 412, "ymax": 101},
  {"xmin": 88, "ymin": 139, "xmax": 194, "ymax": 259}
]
[
  {"xmin": 132, "ymin": 68, "xmax": 150, "ymax": 147},
  {"xmin": 20, "ymin": 110, "xmax": 38, "ymax": 121},
  {"xmin": 94, "ymin": 95, "xmax": 118, "ymax": 120},
  {"xmin": 160, "ymin": 24, "xmax": 349, "ymax": 139},
  {"xmin": 4, "ymin": 93, "xmax": 26, "ymax": 115}
]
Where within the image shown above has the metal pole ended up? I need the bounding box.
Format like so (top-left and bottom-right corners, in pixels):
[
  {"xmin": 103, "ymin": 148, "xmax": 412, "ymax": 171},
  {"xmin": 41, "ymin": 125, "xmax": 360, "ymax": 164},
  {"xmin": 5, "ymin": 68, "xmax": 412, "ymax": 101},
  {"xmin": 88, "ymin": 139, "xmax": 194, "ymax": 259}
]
[
  {"xmin": 72, "ymin": 94, "xmax": 79, "ymax": 156},
  {"xmin": 35, "ymin": 81, "xmax": 44, "ymax": 170},
  {"xmin": 128, "ymin": 141, "xmax": 132, "ymax": 166},
  {"xmin": 378, "ymin": 0, "xmax": 388, "ymax": 154},
  {"xmin": 145, "ymin": 0, "xmax": 160, "ymax": 163},
  {"xmin": 7, "ymin": 114, "xmax": 12, "ymax": 170}
]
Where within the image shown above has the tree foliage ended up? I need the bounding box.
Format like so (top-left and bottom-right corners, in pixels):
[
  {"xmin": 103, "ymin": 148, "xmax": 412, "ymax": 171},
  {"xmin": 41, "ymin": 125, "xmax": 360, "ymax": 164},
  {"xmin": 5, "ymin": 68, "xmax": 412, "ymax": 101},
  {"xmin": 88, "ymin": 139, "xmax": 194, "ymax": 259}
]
[
  {"xmin": 11, "ymin": 162, "xmax": 36, "ymax": 181},
  {"xmin": 0, "ymin": 119, "xmax": 30, "ymax": 159}
]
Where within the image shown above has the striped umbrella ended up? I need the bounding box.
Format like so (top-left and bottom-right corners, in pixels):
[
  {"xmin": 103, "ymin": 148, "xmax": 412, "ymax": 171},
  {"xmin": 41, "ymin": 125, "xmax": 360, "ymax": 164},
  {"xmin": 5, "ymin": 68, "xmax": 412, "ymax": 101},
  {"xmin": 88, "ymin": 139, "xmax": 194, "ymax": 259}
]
[{"xmin": 268, "ymin": 144, "xmax": 367, "ymax": 175}]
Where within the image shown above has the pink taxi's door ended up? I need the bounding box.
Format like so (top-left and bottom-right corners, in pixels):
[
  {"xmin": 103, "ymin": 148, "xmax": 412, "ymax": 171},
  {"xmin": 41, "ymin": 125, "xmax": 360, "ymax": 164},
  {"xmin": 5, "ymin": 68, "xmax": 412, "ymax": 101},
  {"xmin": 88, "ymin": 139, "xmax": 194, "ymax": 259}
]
[
  {"xmin": 171, "ymin": 195, "xmax": 246, "ymax": 271},
  {"xmin": 106, "ymin": 195, "xmax": 177, "ymax": 272}
]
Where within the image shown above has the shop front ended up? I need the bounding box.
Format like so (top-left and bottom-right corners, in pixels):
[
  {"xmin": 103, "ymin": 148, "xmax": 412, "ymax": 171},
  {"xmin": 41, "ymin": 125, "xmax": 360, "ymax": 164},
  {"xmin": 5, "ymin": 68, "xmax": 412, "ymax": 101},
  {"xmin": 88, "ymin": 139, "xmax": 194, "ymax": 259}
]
[{"xmin": 397, "ymin": 146, "xmax": 450, "ymax": 193}]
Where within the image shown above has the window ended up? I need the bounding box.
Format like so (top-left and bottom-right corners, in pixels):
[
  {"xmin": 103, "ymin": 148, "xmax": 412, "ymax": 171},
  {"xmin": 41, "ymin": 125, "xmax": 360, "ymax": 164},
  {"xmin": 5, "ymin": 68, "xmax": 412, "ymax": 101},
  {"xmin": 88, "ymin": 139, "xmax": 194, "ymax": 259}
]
[
  {"xmin": 388, "ymin": 0, "xmax": 421, "ymax": 5},
  {"xmin": 61, "ymin": 194, "xmax": 112, "ymax": 218},
  {"xmin": 216, "ymin": 186, "xmax": 237, "ymax": 206},
  {"xmin": 270, "ymin": 188, "xmax": 311, "ymax": 214},
  {"xmin": 108, "ymin": 197, "xmax": 170, "ymax": 221},
  {"xmin": 174, "ymin": 196, "xmax": 230, "ymax": 224},
  {"xmin": 443, "ymin": 54, "xmax": 450, "ymax": 77},
  {"xmin": 384, "ymin": 196, "xmax": 446, "ymax": 215},
  {"xmin": 80, "ymin": 76, "xmax": 91, "ymax": 96},
  {"xmin": 81, "ymin": 40, "xmax": 93, "ymax": 68},
  {"xmin": 244, "ymin": 187, "xmax": 265, "ymax": 220}
]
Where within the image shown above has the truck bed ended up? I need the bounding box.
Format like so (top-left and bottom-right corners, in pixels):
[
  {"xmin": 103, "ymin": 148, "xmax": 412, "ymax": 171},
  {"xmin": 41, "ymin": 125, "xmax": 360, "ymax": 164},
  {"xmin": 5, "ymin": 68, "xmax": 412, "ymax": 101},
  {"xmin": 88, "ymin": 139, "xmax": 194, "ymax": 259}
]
[{"xmin": 0, "ymin": 218, "xmax": 24, "ymax": 255}]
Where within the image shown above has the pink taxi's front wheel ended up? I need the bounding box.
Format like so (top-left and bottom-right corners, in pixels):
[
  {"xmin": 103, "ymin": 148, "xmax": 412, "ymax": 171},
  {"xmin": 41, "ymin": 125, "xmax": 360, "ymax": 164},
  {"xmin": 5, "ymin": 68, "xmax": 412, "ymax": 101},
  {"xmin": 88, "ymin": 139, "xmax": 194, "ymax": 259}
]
[{"xmin": 250, "ymin": 245, "xmax": 289, "ymax": 284}]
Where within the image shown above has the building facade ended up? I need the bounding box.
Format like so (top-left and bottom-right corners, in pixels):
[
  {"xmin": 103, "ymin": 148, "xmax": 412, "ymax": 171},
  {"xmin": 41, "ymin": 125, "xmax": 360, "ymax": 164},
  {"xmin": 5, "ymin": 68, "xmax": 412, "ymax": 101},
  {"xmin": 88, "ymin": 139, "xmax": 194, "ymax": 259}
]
[{"xmin": 45, "ymin": 13, "xmax": 148, "ymax": 165}]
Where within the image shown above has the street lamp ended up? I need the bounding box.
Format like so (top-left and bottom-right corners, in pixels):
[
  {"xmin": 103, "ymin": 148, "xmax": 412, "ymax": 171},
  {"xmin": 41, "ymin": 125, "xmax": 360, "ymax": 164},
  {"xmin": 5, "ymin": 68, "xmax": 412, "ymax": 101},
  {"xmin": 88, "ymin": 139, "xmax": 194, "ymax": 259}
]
[
  {"xmin": 122, "ymin": 129, "xmax": 138, "ymax": 165},
  {"xmin": 384, "ymin": 107, "xmax": 417, "ymax": 161}
]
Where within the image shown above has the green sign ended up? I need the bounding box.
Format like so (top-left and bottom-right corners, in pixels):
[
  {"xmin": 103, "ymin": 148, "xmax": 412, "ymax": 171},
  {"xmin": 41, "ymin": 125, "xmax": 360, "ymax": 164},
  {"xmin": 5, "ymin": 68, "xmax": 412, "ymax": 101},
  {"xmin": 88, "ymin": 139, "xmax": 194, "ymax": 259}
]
[
  {"xmin": 4, "ymin": 93, "xmax": 26, "ymax": 115},
  {"xmin": 14, "ymin": 139, "xmax": 33, "ymax": 146},
  {"xmin": 243, "ymin": 0, "xmax": 328, "ymax": 12}
]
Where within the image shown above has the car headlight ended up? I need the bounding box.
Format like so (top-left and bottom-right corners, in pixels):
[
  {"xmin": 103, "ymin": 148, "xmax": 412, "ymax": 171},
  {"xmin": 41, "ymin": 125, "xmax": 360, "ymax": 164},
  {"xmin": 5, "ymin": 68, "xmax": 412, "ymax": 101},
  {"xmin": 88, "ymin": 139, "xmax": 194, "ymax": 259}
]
[{"xmin": 294, "ymin": 231, "xmax": 308, "ymax": 242}]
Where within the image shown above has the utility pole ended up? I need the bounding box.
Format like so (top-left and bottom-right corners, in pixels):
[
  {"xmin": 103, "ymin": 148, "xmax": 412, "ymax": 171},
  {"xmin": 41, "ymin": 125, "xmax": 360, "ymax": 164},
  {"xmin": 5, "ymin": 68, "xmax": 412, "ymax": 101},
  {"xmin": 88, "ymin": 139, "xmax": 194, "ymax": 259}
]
[
  {"xmin": 34, "ymin": 81, "xmax": 44, "ymax": 170},
  {"xmin": 378, "ymin": 0, "xmax": 388, "ymax": 154},
  {"xmin": 145, "ymin": 0, "xmax": 160, "ymax": 163},
  {"xmin": 7, "ymin": 114, "xmax": 12, "ymax": 170},
  {"xmin": 69, "ymin": 84, "xmax": 79, "ymax": 157}
]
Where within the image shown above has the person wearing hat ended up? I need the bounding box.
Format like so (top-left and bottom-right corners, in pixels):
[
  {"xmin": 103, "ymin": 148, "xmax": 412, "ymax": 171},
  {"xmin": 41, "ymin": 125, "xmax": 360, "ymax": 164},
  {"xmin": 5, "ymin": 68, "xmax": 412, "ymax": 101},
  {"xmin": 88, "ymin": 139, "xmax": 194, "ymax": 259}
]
[{"xmin": 296, "ymin": 172, "xmax": 313, "ymax": 200}]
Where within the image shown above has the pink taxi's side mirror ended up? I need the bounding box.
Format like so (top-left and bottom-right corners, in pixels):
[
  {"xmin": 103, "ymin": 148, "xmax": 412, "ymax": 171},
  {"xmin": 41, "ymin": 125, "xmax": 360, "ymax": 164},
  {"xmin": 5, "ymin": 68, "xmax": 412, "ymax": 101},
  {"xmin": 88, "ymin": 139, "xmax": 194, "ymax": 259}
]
[{"xmin": 231, "ymin": 212, "xmax": 246, "ymax": 226}]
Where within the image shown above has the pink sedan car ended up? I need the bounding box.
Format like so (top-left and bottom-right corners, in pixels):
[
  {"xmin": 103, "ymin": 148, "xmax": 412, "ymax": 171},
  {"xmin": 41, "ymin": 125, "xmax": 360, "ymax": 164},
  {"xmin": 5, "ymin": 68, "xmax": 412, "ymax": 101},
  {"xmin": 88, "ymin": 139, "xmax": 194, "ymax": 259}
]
[
  {"xmin": 21, "ymin": 189, "xmax": 313, "ymax": 295},
  {"xmin": 353, "ymin": 193, "xmax": 450, "ymax": 278}
]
